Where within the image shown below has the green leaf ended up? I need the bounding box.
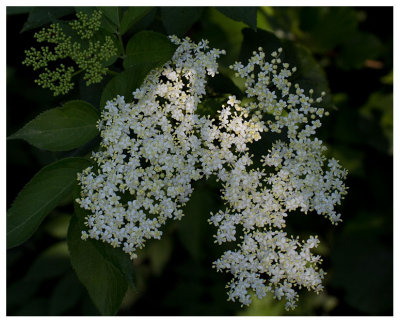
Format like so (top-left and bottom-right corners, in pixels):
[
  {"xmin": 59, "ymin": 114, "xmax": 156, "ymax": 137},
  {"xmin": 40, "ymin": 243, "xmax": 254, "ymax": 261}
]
[
  {"xmin": 79, "ymin": 76, "xmax": 110, "ymax": 108},
  {"xmin": 8, "ymin": 100, "xmax": 99, "ymax": 151},
  {"xmin": 161, "ymin": 7, "xmax": 204, "ymax": 36},
  {"xmin": 67, "ymin": 211, "xmax": 129, "ymax": 315},
  {"xmin": 120, "ymin": 7, "xmax": 152, "ymax": 35},
  {"xmin": 100, "ymin": 31, "xmax": 177, "ymax": 109},
  {"xmin": 240, "ymin": 28, "xmax": 332, "ymax": 108},
  {"xmin": 100, "ymin": 66, "xmax": 151, "ymax": 109},
  {"xmin": 21, "ymin": 7, "xmax": 74, "ymax": 33},
  {"xmin": 128, "ymin": 8, "xmax": 157, "ymax": 33},
  {"xmin": 123, "ymin": 30, "xmax": 177, "ymax": 70},
  {"xmin": 98, "ymin": 7, "xmax": 120, "ymax": 26},
  {"xmin": 216, "ymin": 7, "xmax": 258, "ymax": 30},
  {"xmin": 7, "ymin": 157, "xmax": 92, "ymax": 248}
]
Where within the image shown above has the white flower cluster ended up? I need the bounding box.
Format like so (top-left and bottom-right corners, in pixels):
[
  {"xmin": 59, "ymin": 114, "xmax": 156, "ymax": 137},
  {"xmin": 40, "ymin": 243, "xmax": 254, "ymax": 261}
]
[{"xmin": 76, "ymin": 37, "xmax": 347, "ymax": 310}]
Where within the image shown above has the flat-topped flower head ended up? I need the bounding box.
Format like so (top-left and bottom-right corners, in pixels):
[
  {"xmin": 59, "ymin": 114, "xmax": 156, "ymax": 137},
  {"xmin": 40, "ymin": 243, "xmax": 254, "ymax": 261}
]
[
  {"xmin": 77, "ymin": 38, "xmax": 347, "ymax": 310},
  {"xmin": 77, "ymin": 37, "xmax": 226, "ymax": 258}
]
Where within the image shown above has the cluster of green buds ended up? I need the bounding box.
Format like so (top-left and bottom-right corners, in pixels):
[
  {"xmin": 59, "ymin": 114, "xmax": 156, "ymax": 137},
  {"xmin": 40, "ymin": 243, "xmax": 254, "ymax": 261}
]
[{"xmin": 23, "ymin": 9, "xmax": 117, "ymax": 96}]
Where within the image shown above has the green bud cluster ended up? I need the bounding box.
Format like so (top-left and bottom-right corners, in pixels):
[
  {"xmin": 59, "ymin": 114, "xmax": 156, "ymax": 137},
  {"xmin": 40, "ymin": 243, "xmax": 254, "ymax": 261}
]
[
  {"xmin": 35, "ymin": 65, "xmax": 75, "ymax": 96},
  {"xmin": 70, "ymin": 36, "xmax": 116, "ymax": 86},
  {"xmin": 70, "ymin": 10, "xmax": 102, "ymax": 39},
  {"xmin": 23, "ymin": 9, "xmax": 117, "ymax": 96}
]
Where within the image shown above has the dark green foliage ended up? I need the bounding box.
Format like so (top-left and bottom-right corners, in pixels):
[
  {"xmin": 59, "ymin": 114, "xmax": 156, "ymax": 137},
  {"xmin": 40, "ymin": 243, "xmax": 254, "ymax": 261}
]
[
  {"xmin": 7, "ymin": 243, "xmax": 76, "ymax": 315},
  {"xmin": 66, "ymin": 186, "xmax": 135, "ymax": 314},
  {"xmin": 337, "ymin": 32, "xmax": 382, "ymax": 69},
  {"xmin": 21, "ymin": 7, "xmax": 74, "ymax": 32},
  {"xmin": 7, "ymin": 7, "xmax": 32, "ymax": 15},
  {"xmin": 100, "ymin": 66, "xmax": 151, "ymax": 109},
  {"xmin": 160, "ymin": 7, "xmax": 204, "ymax": 36},
  {"xmin": 98, "ymin": 7, "xmax": 120, "ymax": 26},
  {"xmin": 7, "ymin": 158, "xmax": 92, "ymax": 249},
  {"xmin": 120, "ymin": 7, "xmax": 152, "ymax": 35},
  {"xmin": 123, "ymin": 31, "xmax": 178, "ymax": 70},
  {"xmin": 298, "ymin": 7, "xmax": 359, "ymax": 52},
  {"xmin": 67, "ymin": 212, "xmax": 131, "ymax": 315},
  {"xmin": 100, "ymin": 31, "xmax": 177, "ymax": 108},
  {"xmin": 8, "ymin": 100, "xmax": 99, "ymax": 151}
]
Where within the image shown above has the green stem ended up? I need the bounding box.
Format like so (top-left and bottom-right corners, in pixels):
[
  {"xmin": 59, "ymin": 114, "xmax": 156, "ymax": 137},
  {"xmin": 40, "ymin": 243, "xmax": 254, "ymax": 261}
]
[
  {"xmin": 117, "ymin": 32, "xmax": 126, "ymax": 57},
  {"xmin": 115, "ymin": 9, "xmax": 126, "ymax": 60},
  {"xmin": 116, "ymin": 7, "xmax": 125, "ymax": 56},
  {"xmin": 71, "ymin": 69, "xmax": 83, "ymax": 77}
]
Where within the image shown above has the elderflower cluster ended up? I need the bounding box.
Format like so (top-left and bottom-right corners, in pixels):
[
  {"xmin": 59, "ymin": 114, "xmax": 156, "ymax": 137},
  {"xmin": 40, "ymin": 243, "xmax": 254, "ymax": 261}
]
[
  {"xmin": 210, "ymin": 48, "xmax": 347, "ymax": 309},
  {"xmin": 77, "ymin": 36, "xmax": 226, "ymax": 255},
  {"xmin": 23, "ymin": 9, "xmax": 116, "ymax": 95},
  {"xmin": 76, "ymin": 37, "xmax": 347, "ymax": 310}
]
